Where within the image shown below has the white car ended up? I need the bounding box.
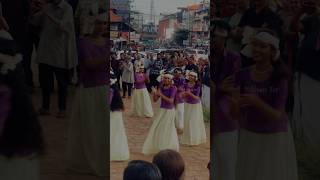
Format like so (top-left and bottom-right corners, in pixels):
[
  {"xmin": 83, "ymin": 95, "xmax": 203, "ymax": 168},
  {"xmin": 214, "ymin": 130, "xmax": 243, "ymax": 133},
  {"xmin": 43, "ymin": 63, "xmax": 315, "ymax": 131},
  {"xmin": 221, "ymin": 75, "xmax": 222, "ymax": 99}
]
[
  {"xmin": 186, "ymin": 49, "xmax": 208, "ymax": 60},
  {"xmin": 153, "ymin": 48, "xmax": 167, "ymax": 54}
]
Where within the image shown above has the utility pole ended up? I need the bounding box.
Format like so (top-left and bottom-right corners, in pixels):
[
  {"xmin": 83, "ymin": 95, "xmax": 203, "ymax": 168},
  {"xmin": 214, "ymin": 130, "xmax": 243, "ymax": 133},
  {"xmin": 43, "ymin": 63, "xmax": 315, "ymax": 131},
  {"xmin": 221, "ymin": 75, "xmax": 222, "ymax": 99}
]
[
  {"xmin": 150, "ymin": 0, "xmax": 155, "ymax": 24},
  {"xmin": 128, "ymin": 0, "xmax": 132, "ymax": 44},
  {"xmin": 189, "ymin": 10, "xmax": 192, "ymax": 47}
]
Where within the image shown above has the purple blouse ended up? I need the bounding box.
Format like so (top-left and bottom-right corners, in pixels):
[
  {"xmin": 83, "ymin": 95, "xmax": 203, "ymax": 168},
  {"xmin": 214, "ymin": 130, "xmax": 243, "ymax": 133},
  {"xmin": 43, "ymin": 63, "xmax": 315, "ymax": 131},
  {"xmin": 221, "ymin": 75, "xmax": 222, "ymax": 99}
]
[
  {"xmin": 213, "ymin": 50, "xmax": 241, "ymax": 134},
  {"xmin": 78, "ymin": 37, "xmax": 108, "ymax": 88},
  {"xmin": 237, "ymin": 68, "xmax": 289, "ymax": 133},
  {"xmin": 160, "ymin": 86, "xmax": 177, "ymax": 109},
  {"xmin": 173, "ymin": 77, "xmax": 185, "ymax": 104},
  {"xmin": 184, "ymin": 83, "xmax": 201, "ymax": 104},
  {"xmin": 134, "ymin": 73, "xmax": 146, "ymax": 89},
  {"xmin": 0, "ymin": 85, "xmax": 11, "ymax": 136}
]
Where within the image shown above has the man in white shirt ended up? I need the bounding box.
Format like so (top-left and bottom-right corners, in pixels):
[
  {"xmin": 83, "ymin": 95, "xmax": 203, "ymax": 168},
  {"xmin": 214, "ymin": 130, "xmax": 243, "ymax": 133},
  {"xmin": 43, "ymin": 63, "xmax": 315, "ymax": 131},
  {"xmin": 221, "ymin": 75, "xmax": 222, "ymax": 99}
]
[{"xmin": 31, "ymin": 0, "xmax": 77, "ymax": 117}]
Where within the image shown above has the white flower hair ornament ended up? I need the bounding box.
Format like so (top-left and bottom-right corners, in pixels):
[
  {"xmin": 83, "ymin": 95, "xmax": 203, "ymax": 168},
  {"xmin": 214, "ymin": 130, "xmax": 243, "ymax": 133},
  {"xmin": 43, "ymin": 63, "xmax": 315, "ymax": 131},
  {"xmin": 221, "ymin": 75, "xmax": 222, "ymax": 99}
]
[
  {"xmin": 135, "ymin": 62, "xmax": 144, "ymax": 73},
  {"xmin": 185, "ymin": 70, "xmax": 198, "ymax": 81},
  {"xmin": 156, "ymin": 70, "xmax": 165, "ymax": 82},
  {"xmin": 157, "ymin": 70, "xmax": 173, "ymax": 83},
  {"xmin": 0, "ymin": 30, "xmax": 22, "ymax": 75},
  {"xmin": 241, "ymin": 31, "xmax": 280, "ymax": 61}
]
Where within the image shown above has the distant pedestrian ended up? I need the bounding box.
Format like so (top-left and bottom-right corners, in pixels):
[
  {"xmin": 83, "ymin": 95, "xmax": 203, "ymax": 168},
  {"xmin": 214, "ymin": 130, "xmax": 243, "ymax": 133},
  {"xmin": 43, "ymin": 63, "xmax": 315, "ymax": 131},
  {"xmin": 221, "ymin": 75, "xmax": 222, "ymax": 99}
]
[
  {"xmin": 31, "ymin": 0, "xmax": 78, "ymax": 118},
  {"xmin": 122, "ymin": 54, "xmax": 134, "ymax": 98}
]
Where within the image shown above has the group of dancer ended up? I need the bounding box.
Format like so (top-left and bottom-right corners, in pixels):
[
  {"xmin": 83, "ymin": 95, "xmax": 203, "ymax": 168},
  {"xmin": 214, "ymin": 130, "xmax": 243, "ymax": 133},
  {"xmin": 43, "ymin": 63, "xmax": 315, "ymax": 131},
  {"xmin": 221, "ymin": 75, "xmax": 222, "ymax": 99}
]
[{"xmin": 110, "ymin": 51, "xmax": 209, "ymax": 161}]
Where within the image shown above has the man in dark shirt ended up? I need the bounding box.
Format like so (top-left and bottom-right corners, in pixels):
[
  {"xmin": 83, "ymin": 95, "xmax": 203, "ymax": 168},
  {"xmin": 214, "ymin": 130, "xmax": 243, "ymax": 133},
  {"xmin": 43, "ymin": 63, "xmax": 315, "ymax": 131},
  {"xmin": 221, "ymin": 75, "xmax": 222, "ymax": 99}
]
[
  {"xmin": 149, "ymin": 53, "xmax": 163, "ymax": 88},
  {"xmin": 185, "ymin": 55, "xmax": 199, "ymax": 74},
  {"xmin": 293, "ymin": 0, "xmax": 320, "ymax": 81},
  {"xmin": 236, "ymin": 0, "xmax": 283, "ymax": 67},
  {"xmin": 111, "ymin": 52, "xmax": 121, "ymax": 89},
  {"xmin": 238, "ymin": 0, "xmax": 283, "ymax": 37}
]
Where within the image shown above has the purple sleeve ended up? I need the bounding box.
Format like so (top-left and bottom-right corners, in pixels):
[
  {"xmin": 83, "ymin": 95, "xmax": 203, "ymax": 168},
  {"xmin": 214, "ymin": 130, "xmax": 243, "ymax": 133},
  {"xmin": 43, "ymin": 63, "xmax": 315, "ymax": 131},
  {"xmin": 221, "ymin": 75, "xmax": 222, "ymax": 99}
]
[
  {"xmin": 170, "ymin": 87, "xmax": 177, "ymax": 99},
  {"xmin": 273, "ymin": 78, "xmax": 288, "ymax": 111},
  {"xmin": 134, "ymin": 73, "xmax": 138, "ymax": 81},
  {"xmin": 0, "ymin": 85, "xmax": 11, "ymax": 135},
  {"xmin": 192, "ymin": 86, "xmax": 201, "ymax": 97}
]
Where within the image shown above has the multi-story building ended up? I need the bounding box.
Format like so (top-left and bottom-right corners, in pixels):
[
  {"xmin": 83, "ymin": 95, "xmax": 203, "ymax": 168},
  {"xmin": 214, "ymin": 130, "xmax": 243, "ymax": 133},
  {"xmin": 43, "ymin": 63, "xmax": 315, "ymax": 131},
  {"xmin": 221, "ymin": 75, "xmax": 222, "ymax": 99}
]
[
  {"xmin": 140, "ymin": 23, "xmax": 157, "ymax": 44},
  {"xmin": 177, "ymin": 2, "xmax": 209, "ymax": 46},
  {"xmin": 110, "ymin": 0, "xmax": 131, "ymax": 23},
  {"xmin": 130, "ymin": 11, "xmax": 144, "ymax": 33},
  {"xmin": 192, "ymin": 2, "xmax": 210, "ymax": 46},
  {"xmin": 157, "ymin": 13, "xmax": 179, "ymax": 43},
  {"xmin": 110, "ymin": 7, "xmax": 135, "ymax": 46}
]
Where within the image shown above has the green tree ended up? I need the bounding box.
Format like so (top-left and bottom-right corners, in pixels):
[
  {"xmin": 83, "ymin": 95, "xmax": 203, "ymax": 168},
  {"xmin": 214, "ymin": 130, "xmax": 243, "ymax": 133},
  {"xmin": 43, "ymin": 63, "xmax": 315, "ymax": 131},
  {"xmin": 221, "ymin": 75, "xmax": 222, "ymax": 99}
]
[{"xmin": 174, "ymin": 29, "xmax": 189, "ymax": 46}]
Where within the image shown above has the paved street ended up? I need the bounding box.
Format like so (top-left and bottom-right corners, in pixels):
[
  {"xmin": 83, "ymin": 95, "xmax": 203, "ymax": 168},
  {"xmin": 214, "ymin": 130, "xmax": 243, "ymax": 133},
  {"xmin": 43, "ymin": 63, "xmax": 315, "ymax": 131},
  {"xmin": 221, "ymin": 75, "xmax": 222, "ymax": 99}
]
[{"xmin": 33, "ymin": 87, "xmax": 210, "ymax": 180}]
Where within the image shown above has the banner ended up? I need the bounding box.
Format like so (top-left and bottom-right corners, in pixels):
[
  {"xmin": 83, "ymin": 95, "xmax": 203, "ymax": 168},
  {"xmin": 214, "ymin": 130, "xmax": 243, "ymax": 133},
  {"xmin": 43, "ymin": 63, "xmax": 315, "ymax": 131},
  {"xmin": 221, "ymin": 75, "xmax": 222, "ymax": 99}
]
[{"xmin": 110, "ymin": 31, "xmax": 119, "ymax": 39}]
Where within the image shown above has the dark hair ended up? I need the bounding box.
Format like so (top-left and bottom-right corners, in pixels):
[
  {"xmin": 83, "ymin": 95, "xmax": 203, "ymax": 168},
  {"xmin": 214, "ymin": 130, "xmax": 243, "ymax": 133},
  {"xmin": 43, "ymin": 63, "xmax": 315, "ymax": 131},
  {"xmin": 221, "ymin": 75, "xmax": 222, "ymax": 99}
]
[
  {"xmin": 123, "ymin": 160, "xmax": 162, "ymax": 180},
  {"xmin": 0, "ymin": 63, "xmax": 44, "ymax": 158},
  {"xmin": 110, "ymin": 84, "xmax": 124, "ymax": 111},
  {"xmin": 212, "ymin": 20, "xmax": 231, "ymax": 35},
  {"xmin": 152, "ymin": 150, "xmax": 185, "ymax": 180}
]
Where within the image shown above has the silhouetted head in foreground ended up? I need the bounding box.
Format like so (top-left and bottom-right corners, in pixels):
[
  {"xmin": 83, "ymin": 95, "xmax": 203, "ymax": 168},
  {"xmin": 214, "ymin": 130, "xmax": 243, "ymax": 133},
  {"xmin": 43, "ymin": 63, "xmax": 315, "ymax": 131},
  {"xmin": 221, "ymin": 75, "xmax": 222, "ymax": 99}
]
[
  {"xmin": 152, "ymin": 149, "xmax": 185, "ymax": 180},
  {"xmin": 123, "ymin": 160, "xmax": 162, "ymax": 180}
]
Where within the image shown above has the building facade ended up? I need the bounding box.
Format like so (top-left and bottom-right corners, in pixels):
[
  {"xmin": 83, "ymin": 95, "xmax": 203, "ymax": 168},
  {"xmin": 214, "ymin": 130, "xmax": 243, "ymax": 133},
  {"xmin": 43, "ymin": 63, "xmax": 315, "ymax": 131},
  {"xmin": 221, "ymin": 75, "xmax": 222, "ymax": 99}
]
[
  {"xmin": 157, "ymin": 13, "xmax": 179, "ymax": 43},
  {"xmin": 192, "ymin": 2, "xmax": 210, "ymax": 46},
  {"xmin": 110, "ymin": 0, "xmax": 131, "ymax": 23}
]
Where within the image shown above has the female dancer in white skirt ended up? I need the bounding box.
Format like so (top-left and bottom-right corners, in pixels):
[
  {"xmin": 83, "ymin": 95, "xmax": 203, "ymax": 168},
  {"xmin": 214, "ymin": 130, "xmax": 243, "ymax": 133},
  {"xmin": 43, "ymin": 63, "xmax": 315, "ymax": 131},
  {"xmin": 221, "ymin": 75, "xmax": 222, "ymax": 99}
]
[
  {"xmin": 236, "ymin": 31, "xmax": 298, "ymax": 180},
  {"xmin": 131, "ymin": 65, "xmax": 153, "ymax": 117},
  {"xmin": 181, "ymin": 71, "xmax": 207, "ymax": 146},
  {"xmin": 173, "ymin": 67, "xmax": 185, "ymax": 134},
  {"xmin": 66, "ymin": 13, "xmax": 108, "ymax": 177},
  {"xmin": 110, "ymin": 72, "xmax": 130, "ymax": 161},
  {"xmin": 0, "ymin": 29, "xmax": 44, "ymax": 180},
  {"xmin": 142, "ymin": 72, "xmax": 179, "ymax": 155}
]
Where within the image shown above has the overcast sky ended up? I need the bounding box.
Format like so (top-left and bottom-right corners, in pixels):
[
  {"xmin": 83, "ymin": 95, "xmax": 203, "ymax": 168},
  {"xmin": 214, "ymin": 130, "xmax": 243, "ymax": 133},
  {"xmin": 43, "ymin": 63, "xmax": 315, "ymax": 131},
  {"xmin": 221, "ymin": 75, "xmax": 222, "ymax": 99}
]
[{"xmin": 132, "ymin": 0, "xmax": 204, "ymax": 23}]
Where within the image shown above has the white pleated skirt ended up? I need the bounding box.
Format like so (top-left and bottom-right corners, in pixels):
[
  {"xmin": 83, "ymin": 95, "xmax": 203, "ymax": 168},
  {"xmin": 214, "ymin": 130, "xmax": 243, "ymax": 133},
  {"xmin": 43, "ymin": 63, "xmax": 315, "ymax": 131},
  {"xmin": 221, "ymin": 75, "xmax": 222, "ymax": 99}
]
[
  {"xmin": 181, "ymin": 102, "xmax": 207, "ymax": 145},
  {"xmin": 110, "ymin": 111, "xmax": 130, "ymax": 161},
  {"xmin": 236, "ymin": 128, "xmax": 298, "ymax": 180},
  {"xmin": 131, "ymin": 88, "xmax": 154, "ymax": 118},
  {"xmin": 142, "ymin": 108, "xmax": 179, "ymax": 155},
  {"xmin": 202, "ymin": 85, "xmax": 210, "ymax": 112},
  {"xmin": 212, "ymin": 131, "xmax": 239, "ymax": 180},
  {"xmin": 66, "ymin": 85, "xmax": 108, "ymax": 177},
  {"xmin": 175, "ymin": 103, "xmax": 184, "ymax": 129},
  {"xmin": 0, "ymin": 155, "xmax": 39, "ymax": 180}
]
